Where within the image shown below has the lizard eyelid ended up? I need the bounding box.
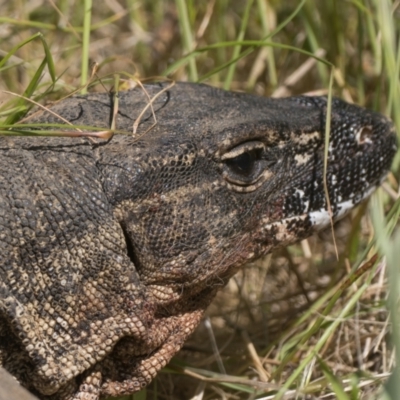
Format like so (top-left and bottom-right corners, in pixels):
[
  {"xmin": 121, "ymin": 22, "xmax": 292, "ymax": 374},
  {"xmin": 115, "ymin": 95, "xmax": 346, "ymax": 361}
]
[{"xmin": 221, "ymin": 141, "xmax": 265, "ymax": 161}]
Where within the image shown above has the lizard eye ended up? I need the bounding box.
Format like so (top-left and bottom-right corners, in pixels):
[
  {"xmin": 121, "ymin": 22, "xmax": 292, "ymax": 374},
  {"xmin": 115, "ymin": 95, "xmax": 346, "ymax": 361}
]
[
  {"xmin": 221, "ymin": 141, "xmax": 266, "ymax": 186},
  {"xmin": 226, "ymin": 149, "xmax": 260, "ymax": 176}
]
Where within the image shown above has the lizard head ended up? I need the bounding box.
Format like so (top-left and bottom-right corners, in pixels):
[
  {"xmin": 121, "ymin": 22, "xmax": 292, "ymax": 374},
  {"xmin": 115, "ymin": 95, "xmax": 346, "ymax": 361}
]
[
  {"xmin": 101, "ymin": 83, "xmax": 397, "ymax": 294},
  {"xmin": 4, "ymin": 82, "xmax": 396, "ymax": 398}
]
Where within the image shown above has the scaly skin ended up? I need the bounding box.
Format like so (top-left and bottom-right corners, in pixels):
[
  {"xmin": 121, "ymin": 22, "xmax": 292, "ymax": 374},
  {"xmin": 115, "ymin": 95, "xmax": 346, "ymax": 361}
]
[{"xmin": 0, "ymin": 82, "xmax": 396, "ymax": 399}]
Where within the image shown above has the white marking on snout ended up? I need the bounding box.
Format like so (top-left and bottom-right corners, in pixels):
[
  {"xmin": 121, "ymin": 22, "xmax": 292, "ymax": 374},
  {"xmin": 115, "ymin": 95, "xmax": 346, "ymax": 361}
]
[{"xmin": 309, "ymin": 185, "xmax": 377, "ymax": 230}]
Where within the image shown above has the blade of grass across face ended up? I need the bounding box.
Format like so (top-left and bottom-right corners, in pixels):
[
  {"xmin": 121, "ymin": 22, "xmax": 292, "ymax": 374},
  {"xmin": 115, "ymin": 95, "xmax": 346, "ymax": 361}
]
[
  {"xmin": 0, "ymin": 129, "xmax": 113, "ymax": 139},
  {"xmin": 323, "ymin": 68, "xmax": 339, "ymax": 260}
]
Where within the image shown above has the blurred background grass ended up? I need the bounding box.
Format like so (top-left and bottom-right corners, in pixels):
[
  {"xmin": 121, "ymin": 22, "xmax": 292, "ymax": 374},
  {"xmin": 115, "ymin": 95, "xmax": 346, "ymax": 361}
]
[{"xmin": 1, "ymin": 0, "xmax": 400, "ymax": 399}]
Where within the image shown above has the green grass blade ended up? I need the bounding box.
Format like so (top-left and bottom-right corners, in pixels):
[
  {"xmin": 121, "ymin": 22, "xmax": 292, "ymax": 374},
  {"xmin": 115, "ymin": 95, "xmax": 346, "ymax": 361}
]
[
  {"xmin": 0, "ymin": 32, "xmax": 56, "ymax": 85},
  {"xmin": 175, "ymin": 0, "xmax": 198, "ymax": 80},
  {"xmin": 223, "ymin": 0, "xmax": 254, "ymax": 90},
  {"xmin": 4, "ymin": 58, "xmax": 47, "ymax": 125},
  {"xmin": 164, "ymin": 40, "xmax": 333, "ymax": 78},
  {"xmin": 301, "ymin": 4, "xmax": 329, "ymax": 85},
  {"xmin": 274, "ymin": 283, "xmax": 368, "ymax": 399},
  {"xmin": 0, "ymin": 32, "xmax": 43, "ymax": 70},
  {"xmin": 80, "ymin": 0, "xmax": 93, "ymax": 94},
  {"xmin": 0, "ymin": 17, "xmax": 54, "ymax": 30},
  {"xmin": 317, "ymin": 357, "xmax": 349, "ymax": 400},
  {"xmin": 164, "ymin": 0, "xmax": 307, "ymax": 81},
  {"xmin": 38, "ymin": 36, "xmax": 56, "ymax": 83}
]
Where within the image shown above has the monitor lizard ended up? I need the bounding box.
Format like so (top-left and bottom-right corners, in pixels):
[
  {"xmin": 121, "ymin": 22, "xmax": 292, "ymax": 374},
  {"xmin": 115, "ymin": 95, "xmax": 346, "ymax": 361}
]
[{"xmin": 0, "ymin": 82, "xmax": 397, "ymax": 399}]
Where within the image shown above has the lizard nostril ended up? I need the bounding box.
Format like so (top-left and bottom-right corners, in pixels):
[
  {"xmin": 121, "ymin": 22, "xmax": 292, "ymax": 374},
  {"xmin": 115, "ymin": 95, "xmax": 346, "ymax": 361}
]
[{"xmin": 356, "ymin": 126, "xmax": 373, "ymax": 145}]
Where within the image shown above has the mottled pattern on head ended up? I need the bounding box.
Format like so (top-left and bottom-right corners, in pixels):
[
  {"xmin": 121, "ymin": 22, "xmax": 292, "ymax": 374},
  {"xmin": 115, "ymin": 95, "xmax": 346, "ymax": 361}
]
[{"xmin": 0, "ymin": 82, "xmax": 396, "ymax": 399}]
